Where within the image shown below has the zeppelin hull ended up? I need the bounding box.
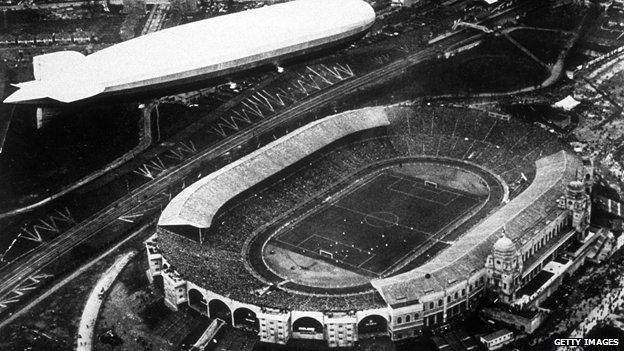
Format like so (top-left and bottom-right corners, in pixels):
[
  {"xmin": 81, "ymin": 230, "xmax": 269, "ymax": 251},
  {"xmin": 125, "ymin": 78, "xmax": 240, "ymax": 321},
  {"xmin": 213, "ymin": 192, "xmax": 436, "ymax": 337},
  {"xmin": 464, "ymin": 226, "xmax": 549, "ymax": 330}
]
[
  {"xmin": 4, "ymin": 0, "xmax": 376, "ymax": 106},
  {"xmin": 14, "ymin": 28, "xmax": 369, "ymax": 107},
  {"xmin": 97, "ymin": 27, "xmax": 370, "ymax": 104}
]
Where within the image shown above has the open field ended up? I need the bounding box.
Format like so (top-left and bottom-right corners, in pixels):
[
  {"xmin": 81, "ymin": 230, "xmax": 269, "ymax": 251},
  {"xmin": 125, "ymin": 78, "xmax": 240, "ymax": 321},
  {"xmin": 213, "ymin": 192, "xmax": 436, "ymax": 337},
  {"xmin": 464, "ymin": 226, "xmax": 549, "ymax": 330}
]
[{"xmin": 270, "ymin": 170, "xmax": 485, "ymax": 276}]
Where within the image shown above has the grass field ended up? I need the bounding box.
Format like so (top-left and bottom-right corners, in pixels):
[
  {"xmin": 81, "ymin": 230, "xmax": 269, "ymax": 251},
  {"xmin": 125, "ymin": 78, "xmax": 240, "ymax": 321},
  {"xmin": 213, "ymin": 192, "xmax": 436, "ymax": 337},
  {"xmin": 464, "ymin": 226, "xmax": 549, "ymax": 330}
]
[{"xmin": 271, "ymin": 170, "xmax": 485, "ymax": 276}]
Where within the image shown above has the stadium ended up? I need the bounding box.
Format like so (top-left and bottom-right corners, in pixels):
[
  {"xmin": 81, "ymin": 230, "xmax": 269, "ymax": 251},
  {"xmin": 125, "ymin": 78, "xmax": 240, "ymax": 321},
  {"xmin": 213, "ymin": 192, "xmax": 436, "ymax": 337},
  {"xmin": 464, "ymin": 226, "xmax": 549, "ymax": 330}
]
[{"xmin": 146, "ymin": 104, "xmax": 602, "ymax": 347}]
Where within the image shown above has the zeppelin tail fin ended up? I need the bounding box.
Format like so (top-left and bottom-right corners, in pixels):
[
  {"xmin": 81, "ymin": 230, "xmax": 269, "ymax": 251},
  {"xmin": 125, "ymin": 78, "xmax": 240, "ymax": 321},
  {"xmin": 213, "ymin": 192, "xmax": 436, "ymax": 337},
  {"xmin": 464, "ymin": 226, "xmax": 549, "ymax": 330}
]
[
  {"xmin": 43, "ymin": 80, "xmax": 105, "ymax": 103},
  {"xmin": 4, "ymin": 80, "xmax": 105, "ymax": 104},
  {"xmin": 4, "ymin": 51, "xmax": 104, "ymax": 104}
]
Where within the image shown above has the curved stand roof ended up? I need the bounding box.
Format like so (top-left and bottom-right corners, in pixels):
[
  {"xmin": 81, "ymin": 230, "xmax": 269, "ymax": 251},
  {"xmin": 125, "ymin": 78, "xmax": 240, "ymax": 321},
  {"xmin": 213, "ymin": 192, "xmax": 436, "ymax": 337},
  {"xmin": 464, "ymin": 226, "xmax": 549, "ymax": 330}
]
[{"xmin": 158, "ymin": 107, "xmax": 390, "ymax": 228}]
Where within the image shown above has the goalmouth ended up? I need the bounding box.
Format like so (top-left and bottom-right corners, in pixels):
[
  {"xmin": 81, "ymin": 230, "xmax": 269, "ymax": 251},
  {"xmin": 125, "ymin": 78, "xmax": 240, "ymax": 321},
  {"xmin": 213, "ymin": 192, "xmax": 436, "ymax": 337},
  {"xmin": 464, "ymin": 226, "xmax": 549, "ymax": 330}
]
[
  {"xmin": 319, "ymin": 249, "xmax": 334, "ymax": 259},
  {"xmin": 424, "ymin": 180, "xmax": 438, "ymax": 188}
]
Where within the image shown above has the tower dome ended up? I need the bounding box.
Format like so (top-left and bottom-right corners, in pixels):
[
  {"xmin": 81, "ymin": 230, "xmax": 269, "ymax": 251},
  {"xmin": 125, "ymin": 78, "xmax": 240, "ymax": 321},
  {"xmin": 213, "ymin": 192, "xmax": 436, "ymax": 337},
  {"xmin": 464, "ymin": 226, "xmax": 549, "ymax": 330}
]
[
  {"xmin": 493, "ymin": 229, "xmax": 515, "ymax": 255},
  {"xmin": 568, "ymin": 180, "xmax": 584, "ymax": 192},
  {"xmin": 486, "ymin": 228, "xmax": 521, "ymax": 304},
  {"xmin": 567, "ymin": 180, "xmax": 586, "ymax": 201}
]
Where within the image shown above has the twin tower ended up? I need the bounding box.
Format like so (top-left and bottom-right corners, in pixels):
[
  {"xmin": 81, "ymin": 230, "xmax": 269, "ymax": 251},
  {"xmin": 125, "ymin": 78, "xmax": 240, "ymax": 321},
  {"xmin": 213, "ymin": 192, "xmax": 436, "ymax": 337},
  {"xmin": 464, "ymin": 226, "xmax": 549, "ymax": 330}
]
[{"xmin": 485, "ymin": 178, "xmax": 592, "ymax": 305}]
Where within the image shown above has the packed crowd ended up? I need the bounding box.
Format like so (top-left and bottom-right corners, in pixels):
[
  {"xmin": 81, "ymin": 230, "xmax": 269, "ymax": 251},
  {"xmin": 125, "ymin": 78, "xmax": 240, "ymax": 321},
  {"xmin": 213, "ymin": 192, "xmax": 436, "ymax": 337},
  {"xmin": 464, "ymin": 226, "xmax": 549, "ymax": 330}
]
[
  {"xmin": 527, "ymin": 251, "xmax": 624, "ymax": 349},
  {"xmin": 387, "ymin": 105, "xmax": 562, "ymax": 195},
  {"xmin": 574, "ymin": 58, "xmax": 624, "ymax": 184},
  {"xmin": 158, "ymin": 105, "xmax": 565, "ymax": 312},
  {"xmin": 567, "ymin": 258, "xmax": 624, "ymax": 338}
]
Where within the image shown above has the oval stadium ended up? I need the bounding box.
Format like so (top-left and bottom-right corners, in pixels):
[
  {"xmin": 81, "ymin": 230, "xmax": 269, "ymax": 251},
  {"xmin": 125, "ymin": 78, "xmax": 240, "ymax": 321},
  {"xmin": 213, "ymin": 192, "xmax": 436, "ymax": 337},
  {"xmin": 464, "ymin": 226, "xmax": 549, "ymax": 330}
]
[{"xmin": 145, "ymin": 104, "xmax": 598, "ymax": 348}]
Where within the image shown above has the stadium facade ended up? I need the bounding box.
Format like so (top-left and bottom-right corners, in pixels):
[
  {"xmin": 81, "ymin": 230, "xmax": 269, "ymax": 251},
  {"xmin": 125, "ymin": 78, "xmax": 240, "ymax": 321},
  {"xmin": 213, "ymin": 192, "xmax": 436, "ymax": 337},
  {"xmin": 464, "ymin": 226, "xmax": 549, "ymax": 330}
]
[
  {"xmin": 4, "ymin": 0, "xmax": 375, "ymax": 105},
  {"xmin": 145, "ymin": 105, "xmax": 608, "ymax": 347}
]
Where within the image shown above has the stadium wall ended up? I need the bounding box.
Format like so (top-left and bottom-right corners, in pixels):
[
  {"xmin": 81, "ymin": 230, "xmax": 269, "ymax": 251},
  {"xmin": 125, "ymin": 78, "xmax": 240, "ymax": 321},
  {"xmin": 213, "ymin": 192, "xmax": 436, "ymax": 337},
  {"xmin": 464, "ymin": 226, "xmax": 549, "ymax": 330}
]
[
  {"xmin": 147, "ymin": 229, "xmax": 484, "ymax": 343},
  {"xmin": 156, "ymin": 256, "xmax": 393, "ymax": 347}
]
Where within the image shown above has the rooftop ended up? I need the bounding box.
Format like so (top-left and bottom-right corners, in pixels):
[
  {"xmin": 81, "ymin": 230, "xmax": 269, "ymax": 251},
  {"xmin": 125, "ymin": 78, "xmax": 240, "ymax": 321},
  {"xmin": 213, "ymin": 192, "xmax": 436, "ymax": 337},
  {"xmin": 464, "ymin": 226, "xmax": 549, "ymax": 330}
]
[{"xmin": 481, "ymin": 329, "xmax": 512, "ymax": 342}]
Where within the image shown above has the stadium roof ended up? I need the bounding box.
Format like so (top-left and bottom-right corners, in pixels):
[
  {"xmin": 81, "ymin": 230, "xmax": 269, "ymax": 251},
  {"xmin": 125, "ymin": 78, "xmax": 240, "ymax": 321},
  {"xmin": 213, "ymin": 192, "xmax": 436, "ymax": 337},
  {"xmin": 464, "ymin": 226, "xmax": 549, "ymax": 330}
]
[
  {"xmin": 159, "ymin": 107, "xmax": 390, "ymax": 228},
  {"xmin": 371, "ymin": 151, "xmax": 582, "ymax": 306}
]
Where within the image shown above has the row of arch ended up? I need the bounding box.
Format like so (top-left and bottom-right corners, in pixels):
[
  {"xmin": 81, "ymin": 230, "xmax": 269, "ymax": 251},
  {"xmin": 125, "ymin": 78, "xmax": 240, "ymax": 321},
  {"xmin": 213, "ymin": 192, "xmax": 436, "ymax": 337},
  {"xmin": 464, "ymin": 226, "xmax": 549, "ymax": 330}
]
[
  {"xmin": 291, "ymin": 315, "xmax": 387, "ymax": 334},
  {"xmin": 188, "ymin": 289, "xmax": 256, "ymax": 328},
  {"xmin": 188, "ymin": 289, "xmax": 389, "ymax": 335}
]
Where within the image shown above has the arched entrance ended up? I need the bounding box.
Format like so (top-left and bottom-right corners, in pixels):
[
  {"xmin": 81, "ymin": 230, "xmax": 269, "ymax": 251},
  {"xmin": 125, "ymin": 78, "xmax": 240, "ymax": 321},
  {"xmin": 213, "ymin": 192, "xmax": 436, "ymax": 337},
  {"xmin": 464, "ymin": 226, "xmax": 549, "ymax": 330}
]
[
  {"xmin": 208, "ymin": 299, "xmax": 232, "ymax": 324},
  {"xmin": 292, "ymin": 316, "xmax": 324, "ymax": 340},
  {"xmin": 358, "ymin": 315, "xmax": 388, "ymax": 337},
  {"xmin": 188, "ymin": 289, "xmax": 207, "ymax": 315},
  {"xmin": 233, "ymin": 307, "xmax": 260, "ymax": 332}
]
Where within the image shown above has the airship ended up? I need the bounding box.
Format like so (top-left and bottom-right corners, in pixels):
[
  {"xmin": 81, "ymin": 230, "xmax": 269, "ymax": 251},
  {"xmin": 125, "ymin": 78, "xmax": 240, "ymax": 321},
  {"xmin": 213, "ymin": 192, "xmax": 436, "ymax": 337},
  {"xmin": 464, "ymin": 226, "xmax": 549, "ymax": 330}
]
[{"xmin": 4, "ymin": 0, "xmax": 376, "ymax": 105}]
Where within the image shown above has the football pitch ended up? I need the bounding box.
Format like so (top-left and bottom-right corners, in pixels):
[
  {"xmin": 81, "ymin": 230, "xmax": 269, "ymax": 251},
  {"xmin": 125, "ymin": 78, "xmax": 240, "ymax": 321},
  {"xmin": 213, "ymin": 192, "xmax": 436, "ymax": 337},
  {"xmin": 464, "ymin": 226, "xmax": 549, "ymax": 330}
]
[{"xmin": 271, "ymin": 170, "xmax": 486, "ymax": 276}]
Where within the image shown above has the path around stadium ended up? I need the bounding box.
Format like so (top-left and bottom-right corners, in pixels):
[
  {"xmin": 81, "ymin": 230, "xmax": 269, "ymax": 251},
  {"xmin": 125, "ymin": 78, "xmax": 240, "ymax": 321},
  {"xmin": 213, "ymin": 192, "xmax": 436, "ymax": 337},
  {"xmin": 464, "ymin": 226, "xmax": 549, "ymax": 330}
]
[
  {"xmin": 0, "ymin": 221, "xmax": 152, "ymax": 331},
  {"xmin": 76, "ymin": 250, "xmax": 136, "ymax": 351}
]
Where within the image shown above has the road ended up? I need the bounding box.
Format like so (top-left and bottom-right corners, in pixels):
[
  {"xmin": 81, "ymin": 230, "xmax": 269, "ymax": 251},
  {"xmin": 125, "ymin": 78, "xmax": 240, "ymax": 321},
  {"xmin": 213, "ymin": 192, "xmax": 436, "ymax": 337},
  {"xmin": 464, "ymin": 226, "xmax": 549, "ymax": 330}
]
[
  {"xmin": 77, "ymin": 251, "xmax": 135, "ymax": 351},
  {"xmin": 0, "ymin": 221, "xmax": 153, "ymax": 330}
]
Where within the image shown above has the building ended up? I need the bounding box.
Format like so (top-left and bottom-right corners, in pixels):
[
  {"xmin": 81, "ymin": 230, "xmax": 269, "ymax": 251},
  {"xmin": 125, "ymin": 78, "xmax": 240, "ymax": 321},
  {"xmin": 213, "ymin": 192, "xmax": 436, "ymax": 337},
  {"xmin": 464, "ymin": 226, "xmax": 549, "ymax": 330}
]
[
  {"xmin": 145, "ymin": 105, "xmax": 607, "ymax": 347},
  {"xmin": 482, "ymin": 308, "xmax": 543, "ymax": 334},
  {"xmin": 480, "ymin": 329, "xmax": 513, "ymax": 350},
  {"xmin": 485, "ymin": 229, "xmax": 522, "ymax": 304}
]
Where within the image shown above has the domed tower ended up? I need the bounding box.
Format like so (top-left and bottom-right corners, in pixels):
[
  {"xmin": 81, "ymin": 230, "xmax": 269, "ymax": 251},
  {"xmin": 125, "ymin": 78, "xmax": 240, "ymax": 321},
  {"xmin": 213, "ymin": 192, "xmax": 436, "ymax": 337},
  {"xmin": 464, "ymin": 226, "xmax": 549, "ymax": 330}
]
[
  {"xmin": 565, "ymin": 180, "xmax": 591, "ymax": 233},
  {"xmin": 485, "ymin": 228, "xmax": 523, "ymax": 304}
]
